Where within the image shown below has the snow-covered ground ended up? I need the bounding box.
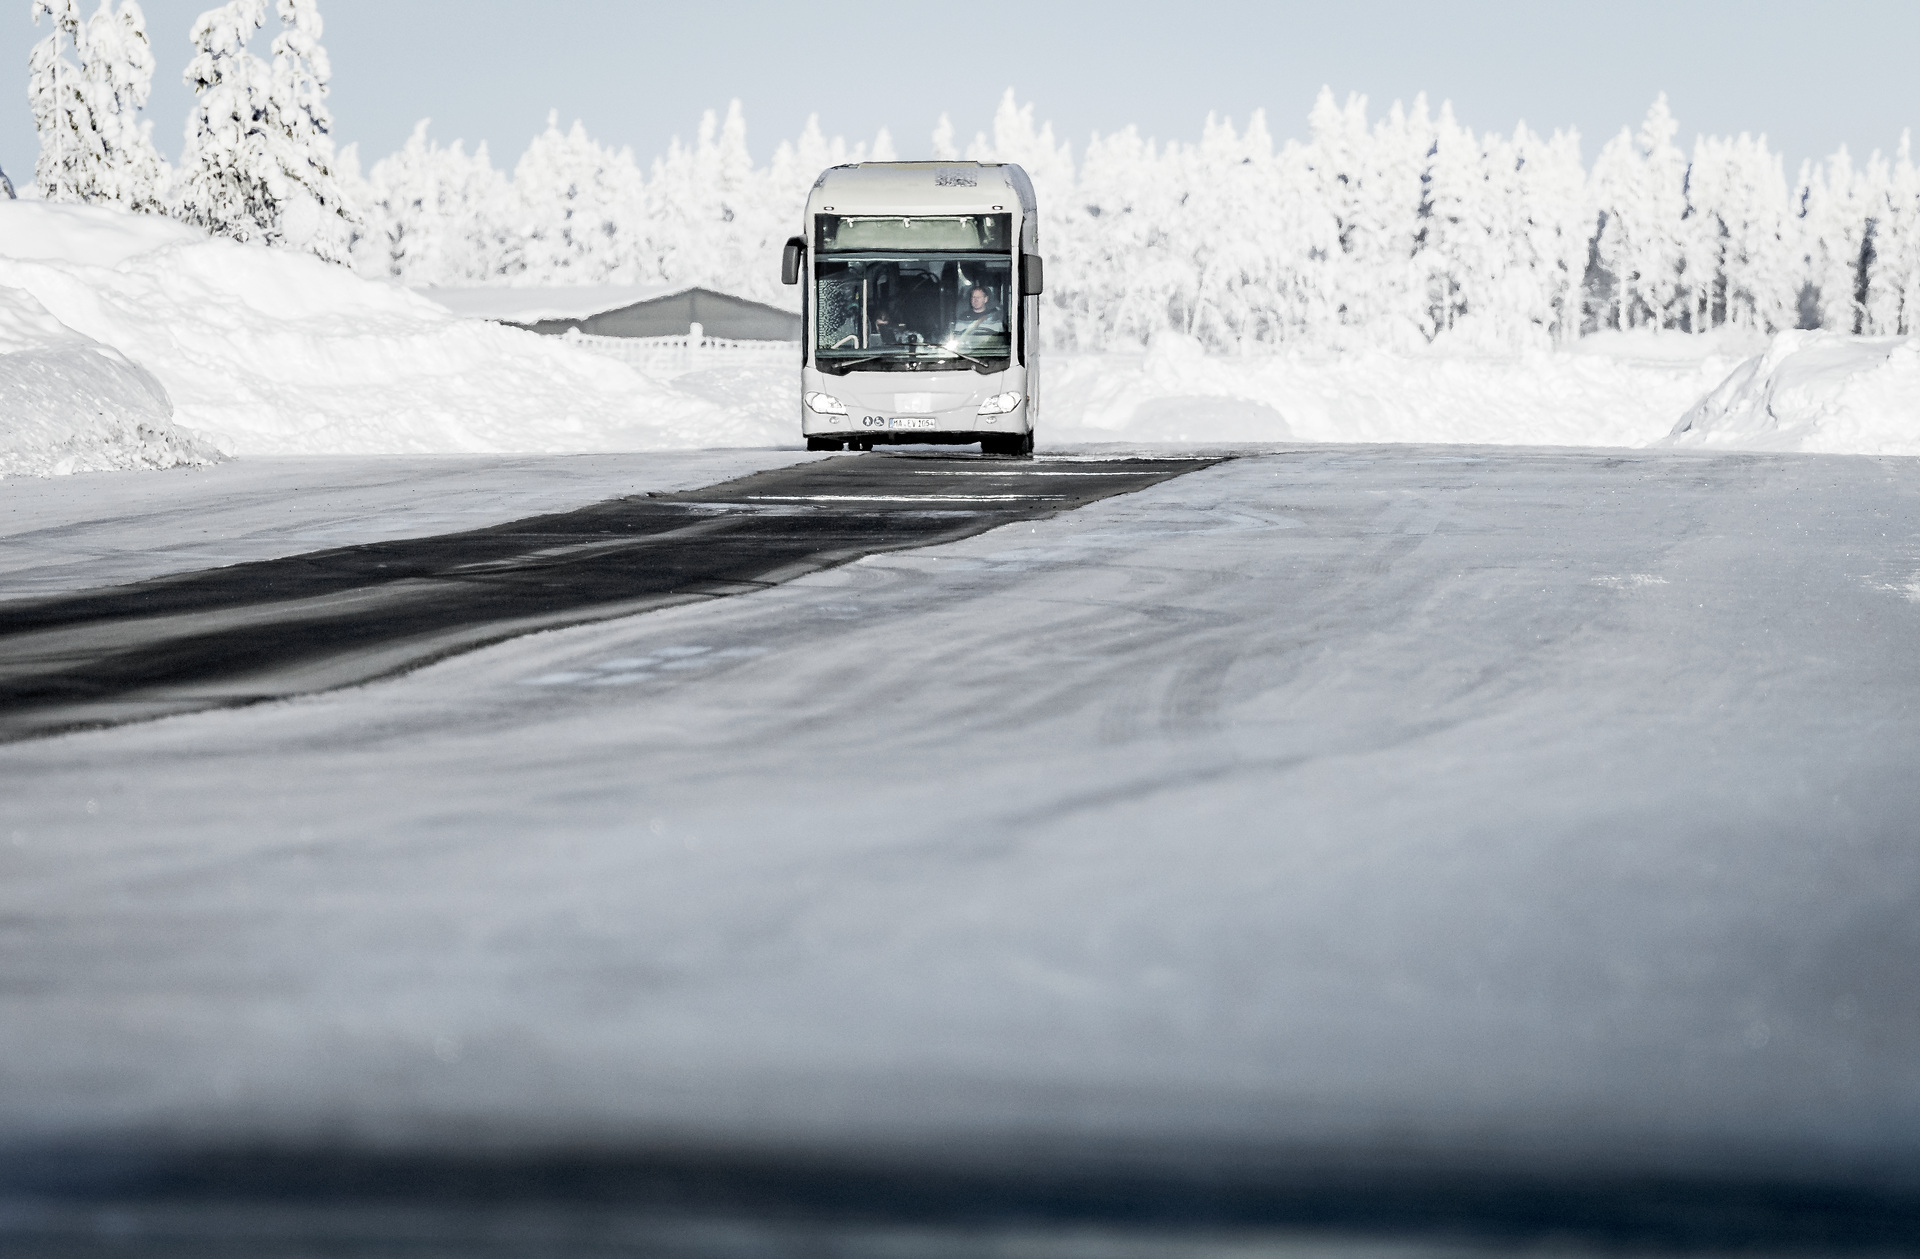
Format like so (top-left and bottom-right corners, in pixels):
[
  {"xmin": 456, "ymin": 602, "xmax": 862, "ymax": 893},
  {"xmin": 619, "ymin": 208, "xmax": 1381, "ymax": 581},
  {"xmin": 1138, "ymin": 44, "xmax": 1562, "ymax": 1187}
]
[
  {"xmin": 6, "ymin": 199, "xmax": 1920, "ymax": 477},
  {"xmin": 3, "ymin": 447, "xmax": 1918, "ymax": 1174},
  {"xmin": 0, "ymin": 277, "xmax": 215, "ymax": 477},
  {"xmin": 1670, "ymin": 329, "xmax": 1920, "ymax": 454},
  {"xmin": 1040, "ymin": 327, "xmax": 1760, "ymax": 448},
  {"xmin": 0, "ymin": 201, "xmax": 767, "ymax": 473}
]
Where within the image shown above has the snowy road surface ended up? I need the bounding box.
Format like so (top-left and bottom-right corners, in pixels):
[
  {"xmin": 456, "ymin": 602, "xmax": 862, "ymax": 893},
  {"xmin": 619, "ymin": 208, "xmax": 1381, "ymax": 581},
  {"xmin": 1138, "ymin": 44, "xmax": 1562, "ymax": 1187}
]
[
  {"xmin": 0, "ymin": 455, "xmax": 1207, "ymax": 740},
  {"xmin": 3, "ymin": 445, "xmax": 1920, "ymax": 1240}
]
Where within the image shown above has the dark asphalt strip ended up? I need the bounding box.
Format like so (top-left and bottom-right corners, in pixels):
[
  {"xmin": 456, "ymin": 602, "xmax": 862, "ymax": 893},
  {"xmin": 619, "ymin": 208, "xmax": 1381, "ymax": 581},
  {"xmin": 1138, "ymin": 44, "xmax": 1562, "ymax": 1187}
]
[
  {"xmin": 5, "ymin": 1141, "xmax": 1918, "ymax": 1256},
  {"xmin": 0, "ymin": 454, "xmax": 1217, "ymax": 741}
]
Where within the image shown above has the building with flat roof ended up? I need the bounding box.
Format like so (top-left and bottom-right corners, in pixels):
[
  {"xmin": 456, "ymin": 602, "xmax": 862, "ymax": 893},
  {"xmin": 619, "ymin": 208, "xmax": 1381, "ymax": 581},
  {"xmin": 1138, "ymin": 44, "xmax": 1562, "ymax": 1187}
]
[{"xmin": 423, "ymin": 284, "xmax": 801, "ymax": 341}]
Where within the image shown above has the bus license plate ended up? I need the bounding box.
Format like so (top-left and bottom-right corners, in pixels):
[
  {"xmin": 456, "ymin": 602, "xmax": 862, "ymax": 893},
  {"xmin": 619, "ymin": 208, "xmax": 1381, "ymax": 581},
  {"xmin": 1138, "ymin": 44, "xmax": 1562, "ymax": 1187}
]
[{"xmin": 888, "ymin": 417, "xmax": 934, "ymax": 429}]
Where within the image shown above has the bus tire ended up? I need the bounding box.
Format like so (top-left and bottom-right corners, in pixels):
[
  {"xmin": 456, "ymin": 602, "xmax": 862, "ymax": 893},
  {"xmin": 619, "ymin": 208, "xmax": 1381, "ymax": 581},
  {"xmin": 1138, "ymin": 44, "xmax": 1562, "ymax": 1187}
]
[{"xmin": 807, "ymin": 437, "xmax": 842, "ymax": 451}]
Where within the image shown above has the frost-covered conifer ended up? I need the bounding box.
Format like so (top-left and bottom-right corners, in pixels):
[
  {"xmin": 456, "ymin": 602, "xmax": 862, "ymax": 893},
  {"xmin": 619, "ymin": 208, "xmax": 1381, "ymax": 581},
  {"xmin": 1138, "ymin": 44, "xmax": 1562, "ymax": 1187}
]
[
  {"xmin": 337, "ymin": 90, "xmax": 1911, "ymax": 351},
  {"xmin": 175, "ymin": 0, "xmax": 276, "ymax": 241},
  {"xmin": 1515, "ymin": 126, "xmax": 1593, "ymax": 345},
  {"xmin": 1684, "ymin": 133, "xmax": 1795, "ymax": 334},
  {"xmin": 1186, "ymin": 111, "xmax": 1286, "ymax": 348},
  {"xmin": 353, "ymin": 120, "xmax": 514, "ymax": 283},
  {"xmin": 28, "ymin": 0, "xmax": 87, "ymax": 201},
  {"xmin": 29, "ymin": 0, "xmax": 166, "ymax": 208},
  {"xmin": 1797, "ymin": 149, "xmax": 1870, "ymax": 333},
  {"xmin": 1297, "ymin": 89, "xmax": 1427, "ymax": 347},
  {"xmin": 1063, "ymin": 123, "xmax": 1184, "ymax": 349},
  {"xmin": 1592, "ymin": 96, "xmax": 1690, "ymax": 330},
  {"xmin": 1418, "ymin": 102, "xmax": 1492, "ymax": 341},
  {"xmin": 266, "ymin": 0, "xmax": 355, "ymax": 259},
  {"xmin": 177, "ymin": 0, "xmax": 354, "ymax": 259},
  {"xmin": 1862, "ymin": 134, "xmax": 1920, "ymax": 335},
  {"xmin": 514, "ymin": 112, "xmax": 645, "ymax": 283},
  {"xmin": 86, "ymin": 1, "xmax": 168, "ymax": 210}
]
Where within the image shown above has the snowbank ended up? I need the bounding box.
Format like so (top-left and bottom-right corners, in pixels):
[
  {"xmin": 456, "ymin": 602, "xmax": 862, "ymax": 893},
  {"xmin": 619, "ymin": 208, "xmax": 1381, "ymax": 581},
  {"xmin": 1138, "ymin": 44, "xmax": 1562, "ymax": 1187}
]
[
  {"xmin": 1666, "ymin": 330, "xmax": 1920, "ymax": 454},
  {"xmin": 0, "ymin": 202, "xmax": 770, "ymax": 461},
  {"xmin": 0, "ymin": 283, "xmax": 216, "ymax": 478},
  {"xmin": 1043, "ymin": 330, "xmax": 1759, "ymax": 448},
  {"xmin": 16, "ymin": 200, "xmax": 1917, "ymax": 469}
]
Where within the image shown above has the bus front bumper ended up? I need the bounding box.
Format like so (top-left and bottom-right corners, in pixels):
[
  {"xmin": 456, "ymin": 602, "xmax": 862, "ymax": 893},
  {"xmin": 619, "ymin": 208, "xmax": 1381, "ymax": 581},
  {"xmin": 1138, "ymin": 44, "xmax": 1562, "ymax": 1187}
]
[{"xmin": 802, "ymin": 411, "xmax": 1029, "ymax": 441}]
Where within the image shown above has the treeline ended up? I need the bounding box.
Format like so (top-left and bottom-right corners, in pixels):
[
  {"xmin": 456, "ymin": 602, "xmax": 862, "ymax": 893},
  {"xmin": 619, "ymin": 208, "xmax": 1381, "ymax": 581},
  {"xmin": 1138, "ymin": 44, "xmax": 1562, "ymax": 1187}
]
[
  {"xmin": 347, "ymin": 90, "xmax": 1920, "ymax": 352},
  {"xmin": 28, "ymin": 0, "xmax": 355, "ymax": 256},
  {"xmin": 23, "ymin": 2, "xmax": 1920, "ymax": 352}
]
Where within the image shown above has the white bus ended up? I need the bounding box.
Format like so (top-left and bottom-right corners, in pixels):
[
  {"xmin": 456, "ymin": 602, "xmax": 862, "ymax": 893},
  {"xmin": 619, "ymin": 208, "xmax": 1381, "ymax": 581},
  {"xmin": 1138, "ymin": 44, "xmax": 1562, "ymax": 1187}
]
[{"xmin": 781, "ymin": 162, "xmax": 1044, "ymax": 456}]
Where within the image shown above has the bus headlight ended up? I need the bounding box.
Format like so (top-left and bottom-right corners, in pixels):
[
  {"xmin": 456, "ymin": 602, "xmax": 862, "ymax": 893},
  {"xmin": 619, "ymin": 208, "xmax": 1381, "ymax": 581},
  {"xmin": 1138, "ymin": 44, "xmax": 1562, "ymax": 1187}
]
[
  {"xmin": 805, "ymin": 392, "xmax": 848, "ymax": 415},
  {"xmin": 977, "ymin": 392, "xmax": 1023, "ymax": 416}
]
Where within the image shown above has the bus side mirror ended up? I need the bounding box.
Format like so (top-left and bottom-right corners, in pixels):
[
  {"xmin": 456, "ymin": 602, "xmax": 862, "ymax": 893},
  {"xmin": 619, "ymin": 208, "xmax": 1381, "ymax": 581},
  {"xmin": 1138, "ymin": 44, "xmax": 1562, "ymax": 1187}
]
[
  {"xmin": 781, "ymin": 237, "xmax": 806, "ymax": 286},
  {"xmin": 1020, "ymin": 254, "xmax": 1045, "ymax": 297}
]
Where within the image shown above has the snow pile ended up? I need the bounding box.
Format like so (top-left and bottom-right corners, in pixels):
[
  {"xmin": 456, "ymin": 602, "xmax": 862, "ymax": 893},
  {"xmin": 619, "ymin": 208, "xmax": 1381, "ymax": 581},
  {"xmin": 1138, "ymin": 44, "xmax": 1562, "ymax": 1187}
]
[
  {"xmin": 0, "ymin": 281, "xmax": 216, "ymax": 477},
  {"xmin": 1043, "ymin": 330, "xmax": 1759, "ymax": 448},
  {"xmin": 0, "ymin": 201, "xmax": 763, "ymax": 460},
  {"xmin": 1666, "ymin": 331, "xmax": 1920, "ymax": 454}
]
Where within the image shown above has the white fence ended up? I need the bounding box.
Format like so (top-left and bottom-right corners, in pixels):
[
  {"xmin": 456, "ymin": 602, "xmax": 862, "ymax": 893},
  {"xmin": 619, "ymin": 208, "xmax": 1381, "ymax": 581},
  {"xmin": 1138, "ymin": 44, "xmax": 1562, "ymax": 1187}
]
[{"xmin": 559, "ymin": 325, "xmax": 798, "ymax": 375}]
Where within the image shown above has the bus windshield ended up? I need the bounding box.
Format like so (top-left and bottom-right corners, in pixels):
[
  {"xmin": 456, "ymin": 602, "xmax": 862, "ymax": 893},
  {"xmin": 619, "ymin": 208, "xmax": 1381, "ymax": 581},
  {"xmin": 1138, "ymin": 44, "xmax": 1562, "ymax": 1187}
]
[
  {"xmin": 813, "ymin": 213, "xmax": 1015, "ymax": 373},
  {"xmin": 815, "ymin": 255, "xmax": 1013, "ymax": 373}
]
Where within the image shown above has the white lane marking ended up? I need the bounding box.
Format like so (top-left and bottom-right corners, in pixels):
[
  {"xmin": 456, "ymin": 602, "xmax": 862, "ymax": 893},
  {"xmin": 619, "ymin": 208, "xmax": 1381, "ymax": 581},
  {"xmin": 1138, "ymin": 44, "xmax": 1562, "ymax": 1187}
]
[{"xmin": 905, "ymin": 470, "xmax": 1152, "ymax": 477}]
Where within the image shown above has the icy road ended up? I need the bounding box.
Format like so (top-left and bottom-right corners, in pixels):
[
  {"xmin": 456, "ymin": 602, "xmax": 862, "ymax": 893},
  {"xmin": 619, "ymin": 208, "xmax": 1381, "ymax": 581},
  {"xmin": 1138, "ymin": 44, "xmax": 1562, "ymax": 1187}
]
[
  {"xmin": 3, "ymin": 445, "xmax": 1919, "ymax": 1246},
  {"xmin": 0, "ymin": 455, "xmax": 1209, "ymax": 740}
]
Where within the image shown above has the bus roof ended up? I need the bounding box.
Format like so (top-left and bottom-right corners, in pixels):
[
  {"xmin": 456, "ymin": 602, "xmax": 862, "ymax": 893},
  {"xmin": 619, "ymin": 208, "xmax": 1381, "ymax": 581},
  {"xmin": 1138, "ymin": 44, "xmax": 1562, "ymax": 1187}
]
[{"xmin": 807, "ymin": 162, "xmax": 1037, "ymax": 219}]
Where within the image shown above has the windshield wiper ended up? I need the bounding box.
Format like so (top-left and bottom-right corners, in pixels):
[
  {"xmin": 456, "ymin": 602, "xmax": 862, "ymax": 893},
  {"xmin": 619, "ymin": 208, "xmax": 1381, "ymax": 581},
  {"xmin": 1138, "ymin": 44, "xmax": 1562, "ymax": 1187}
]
[{"xmin": 942, "ymin": 348, "xmax": 997, "ymax": 371}]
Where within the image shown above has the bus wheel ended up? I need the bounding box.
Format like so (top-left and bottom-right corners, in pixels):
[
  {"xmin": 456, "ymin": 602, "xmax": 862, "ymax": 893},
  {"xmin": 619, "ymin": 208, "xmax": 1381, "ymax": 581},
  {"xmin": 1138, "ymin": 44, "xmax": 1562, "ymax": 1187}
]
[
  {"xmin": 983, "ymin": 432, "xmax": 1034, "ymax": 458},
  {"xmin": 807, "ymin": 437, "xmax": 842, "ymax": 451}
]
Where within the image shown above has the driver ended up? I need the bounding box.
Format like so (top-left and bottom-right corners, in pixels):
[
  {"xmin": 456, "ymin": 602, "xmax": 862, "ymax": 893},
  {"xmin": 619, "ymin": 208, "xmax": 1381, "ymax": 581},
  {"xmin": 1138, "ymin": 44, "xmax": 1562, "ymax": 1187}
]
[{"xmin": 948, "ymin": 283, "xmax": 1006, "ymax": 349}]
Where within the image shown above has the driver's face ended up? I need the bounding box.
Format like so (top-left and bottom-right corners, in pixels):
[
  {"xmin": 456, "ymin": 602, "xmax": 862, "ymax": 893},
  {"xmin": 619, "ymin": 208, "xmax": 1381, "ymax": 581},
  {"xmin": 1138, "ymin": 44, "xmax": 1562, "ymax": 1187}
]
[{"xmin": 970, "ymin": 289, "xmax": 989, "ymax": 313}]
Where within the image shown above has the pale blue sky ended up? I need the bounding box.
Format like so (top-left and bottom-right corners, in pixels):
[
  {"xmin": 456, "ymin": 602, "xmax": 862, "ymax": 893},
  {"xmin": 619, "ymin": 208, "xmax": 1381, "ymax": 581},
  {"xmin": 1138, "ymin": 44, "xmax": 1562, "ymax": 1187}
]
[{"xmin": 2, "ymin": 0, "xmax": 1915, "ymax": 185}]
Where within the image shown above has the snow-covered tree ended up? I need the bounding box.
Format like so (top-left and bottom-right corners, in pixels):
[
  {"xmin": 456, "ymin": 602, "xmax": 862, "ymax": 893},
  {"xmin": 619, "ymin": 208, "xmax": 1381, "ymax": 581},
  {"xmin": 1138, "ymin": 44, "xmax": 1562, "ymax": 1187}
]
[
  {"xmin": 1181, "ymin": 110, "xmax": 1290, "ymax": 349},
  {"xmin": 175, "ymin": 0, "xmax": 277, "ymax": 240},
  {"xmin": 1418, "ymin": 101, "xmax": 1494, "ymax": 341},
  {"xmin": 512, "ymin": 112, "xmax": 646, "ymax": 283},
  {"xmin": 1592, "ymin": 95, "xmax": 1691, "ymax": 330},
  {"xmin": 1797, "ymin": 148, "xmax": 1870, "ymax": 333},
  {"xmin": 1684, "ymin": 132, "xmax": 1796, "ymax": 334},
  {"xmin": 176, "ymin": 0, "xmax": 355, "ymax": 259},
  {"xmin": 1059, "ymin": 123, "xmax": 1175, "ymax": 349},
  {"xmin": 265, "ymin": 0, "xmax": 355, "ymax": 259},
  {"xmin": 350, "ymin": 120, "xmax": 515, "ymax": 283},
  {"xmin": 28, "ymin": 0, "xmax": 166, "ymax": 209},
  {"xmin": 1862, "ymin": 134, "xmax": 1920, "ymax": 335},
  {"xmin": 28, "ymin": 0, "xmax": 87, "ymax": 201},
  {"xmin": 333, "ymin": 90, "xmax": 1919, "ymax": 348},
  {"xmin": 1514, "ymin": 125, "xmax": 1593, "ymax": 345}
]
